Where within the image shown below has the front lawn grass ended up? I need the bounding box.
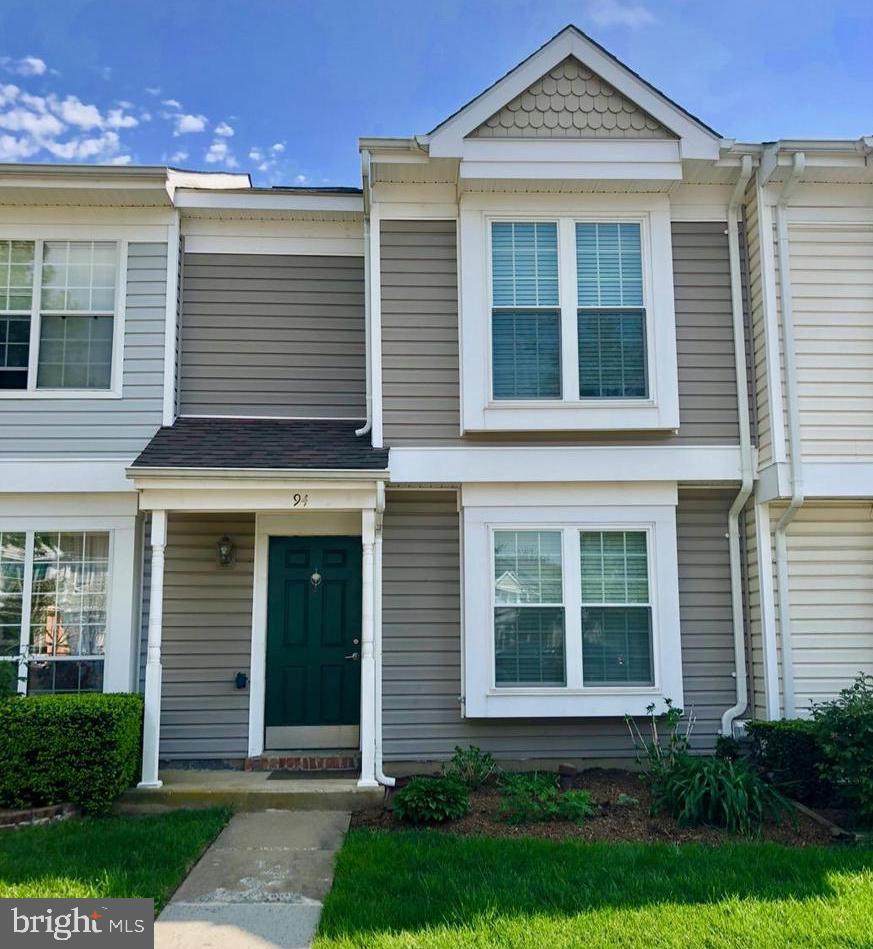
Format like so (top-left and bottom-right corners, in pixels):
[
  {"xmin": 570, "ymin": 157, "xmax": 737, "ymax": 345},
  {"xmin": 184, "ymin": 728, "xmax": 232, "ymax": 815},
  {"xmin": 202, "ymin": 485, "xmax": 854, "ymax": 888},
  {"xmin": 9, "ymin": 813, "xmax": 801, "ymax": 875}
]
[
  {"xmin": 0, "ymin": 808, "xmax": 230, "ymax": 913},
  {"xmin": 316, "ymin": 829, "xmax": 873, "ymax": 948}
]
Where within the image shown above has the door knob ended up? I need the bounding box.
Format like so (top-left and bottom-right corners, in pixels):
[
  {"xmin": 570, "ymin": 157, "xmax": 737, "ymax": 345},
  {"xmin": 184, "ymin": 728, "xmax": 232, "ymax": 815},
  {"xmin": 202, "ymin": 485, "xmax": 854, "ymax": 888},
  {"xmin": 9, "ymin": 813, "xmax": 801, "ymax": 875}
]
[{"xmin": 345, "ymin": 652, "xmax": 359, "ymax": 661}]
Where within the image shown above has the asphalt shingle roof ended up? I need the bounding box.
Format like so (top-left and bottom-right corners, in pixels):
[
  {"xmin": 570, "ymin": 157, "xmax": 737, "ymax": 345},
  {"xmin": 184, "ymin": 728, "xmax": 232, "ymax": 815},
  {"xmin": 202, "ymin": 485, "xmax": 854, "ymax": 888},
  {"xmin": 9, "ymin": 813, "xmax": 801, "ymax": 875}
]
[{"xmin": 131, "ymin": 417, "xmax": 389, "ymax": 471}]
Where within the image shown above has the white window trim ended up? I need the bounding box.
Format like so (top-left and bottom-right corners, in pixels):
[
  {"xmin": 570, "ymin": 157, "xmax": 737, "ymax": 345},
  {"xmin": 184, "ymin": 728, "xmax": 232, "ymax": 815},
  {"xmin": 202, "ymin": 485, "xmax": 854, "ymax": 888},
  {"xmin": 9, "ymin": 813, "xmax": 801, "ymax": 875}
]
[
  {"xmin": 459, "ymin": 193, "xmax": 679, "ymax": 433},
  {"xmin": 0, "ymin": 237, "xmax": 126, "ymax": 400},
  {"xmin": 0, "ymin": 517, "xmax": 137, "ymax": 694},
  {"xmin": 463, "ymin": 494, "xmax": 683, "ymax": 717}
]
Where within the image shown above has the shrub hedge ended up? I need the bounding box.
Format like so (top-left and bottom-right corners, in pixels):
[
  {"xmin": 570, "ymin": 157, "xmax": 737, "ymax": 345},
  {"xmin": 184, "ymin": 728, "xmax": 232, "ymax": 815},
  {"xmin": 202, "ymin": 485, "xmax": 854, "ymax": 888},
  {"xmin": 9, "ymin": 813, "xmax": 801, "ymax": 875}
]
[
  {"xmin": 0, "ymin": 693, "xmax": 143, "ymax": 816},
  {"xmin": 745, "ymin": 718, "xmax": 831, "ymax": 805}
]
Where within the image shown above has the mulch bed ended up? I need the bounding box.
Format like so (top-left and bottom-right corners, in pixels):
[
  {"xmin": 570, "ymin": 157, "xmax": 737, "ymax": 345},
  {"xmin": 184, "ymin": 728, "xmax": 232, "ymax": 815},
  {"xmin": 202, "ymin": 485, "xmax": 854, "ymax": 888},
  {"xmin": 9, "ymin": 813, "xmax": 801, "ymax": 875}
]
[{"xmin": 352, "ymin": 769, "xmax": 834, "ymax": 846}]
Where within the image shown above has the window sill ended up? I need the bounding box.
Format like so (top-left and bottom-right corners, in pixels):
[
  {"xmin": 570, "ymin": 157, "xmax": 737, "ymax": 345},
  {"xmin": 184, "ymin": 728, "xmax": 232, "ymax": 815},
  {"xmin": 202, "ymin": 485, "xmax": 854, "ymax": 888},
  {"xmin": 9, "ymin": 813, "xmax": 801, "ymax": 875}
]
[
  {"xmin": 0, "ymin": 389, "xmax": 122, "ymax": 400},
  {"xmin": 467, "ymin": 400, "xmax": 678, "ymax": 432},
  {"xmin": 466, "ymin": 688, "xmax": 672, "ymax": 718}
]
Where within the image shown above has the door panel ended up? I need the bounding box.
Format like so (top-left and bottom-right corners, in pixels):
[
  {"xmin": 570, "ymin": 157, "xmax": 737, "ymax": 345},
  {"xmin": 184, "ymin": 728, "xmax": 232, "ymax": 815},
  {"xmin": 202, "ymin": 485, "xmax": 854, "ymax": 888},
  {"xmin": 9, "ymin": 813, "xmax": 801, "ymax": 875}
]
[{"xmin": 265, "ymin": 536, "xmax": 361, "ymax": 733}]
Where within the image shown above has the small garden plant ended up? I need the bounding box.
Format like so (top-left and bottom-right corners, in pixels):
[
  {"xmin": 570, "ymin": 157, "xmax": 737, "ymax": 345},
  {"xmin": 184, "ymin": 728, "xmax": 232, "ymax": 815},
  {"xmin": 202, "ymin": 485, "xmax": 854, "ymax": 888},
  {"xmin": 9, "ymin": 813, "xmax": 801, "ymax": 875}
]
[
  {"xmin": 497, "ymin": 771, "xmax": 597, "ymax": 825},
  {"xmin": 442, "ymin": 745, "xmax": 497, "ymax": 789},
  {"xmin": 392, "ymin": 776, "xmax": 469, "ymax": 824}
]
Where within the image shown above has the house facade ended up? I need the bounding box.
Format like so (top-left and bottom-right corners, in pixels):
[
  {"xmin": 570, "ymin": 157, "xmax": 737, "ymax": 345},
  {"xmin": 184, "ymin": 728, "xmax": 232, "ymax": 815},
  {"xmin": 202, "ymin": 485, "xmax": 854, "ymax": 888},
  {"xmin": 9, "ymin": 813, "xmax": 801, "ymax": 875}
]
[{"xmin": 0, "ymin": 27, "xmax": 870, "ymax": 788}]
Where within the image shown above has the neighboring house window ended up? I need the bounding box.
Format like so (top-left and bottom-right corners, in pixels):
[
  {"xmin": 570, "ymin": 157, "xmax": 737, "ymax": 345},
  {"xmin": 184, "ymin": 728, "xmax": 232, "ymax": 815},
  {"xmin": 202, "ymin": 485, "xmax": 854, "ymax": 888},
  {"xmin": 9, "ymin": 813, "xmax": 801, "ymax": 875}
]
[
  {"xmin": 0, "ymin": 239, "xmax": 119, "ymax": 394},
  {"xmin": 0, "ymin": 240, "xmax": 34, "ymax": 389},
  {"xmin": 580, "ymin": 530, "xmax": 653, "ymax": 685},
  {"xmin": 576, "ymin": 223, "xmax": 647, "ymax": 398},
  {"xmin": 491, "ymin": 223, "xmax": 561, "ymax": 399},
  {"xmin": 0, "ymin": 530, "xmax": 108, "ymax": 693},
  {"xmin": 494, "ymin": 530, "xmax": 565, "ymax": 686}
]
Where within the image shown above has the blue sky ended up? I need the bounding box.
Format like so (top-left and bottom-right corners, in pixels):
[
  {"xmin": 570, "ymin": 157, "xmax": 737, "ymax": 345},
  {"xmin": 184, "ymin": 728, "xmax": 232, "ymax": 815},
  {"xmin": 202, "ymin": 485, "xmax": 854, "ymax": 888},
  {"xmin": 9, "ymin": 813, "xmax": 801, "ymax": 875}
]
[{"xmin": 0, "ymin": 0, "xmax": 870, "ymax": 187}]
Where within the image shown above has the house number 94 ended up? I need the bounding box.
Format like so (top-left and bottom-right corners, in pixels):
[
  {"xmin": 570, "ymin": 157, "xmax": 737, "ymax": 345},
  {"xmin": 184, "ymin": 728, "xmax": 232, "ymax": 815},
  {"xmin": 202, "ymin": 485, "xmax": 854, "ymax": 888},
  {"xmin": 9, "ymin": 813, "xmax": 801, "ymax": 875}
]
[{"xmin": 292, "ymin": 492, "xmax": 310, "ymax": 508}]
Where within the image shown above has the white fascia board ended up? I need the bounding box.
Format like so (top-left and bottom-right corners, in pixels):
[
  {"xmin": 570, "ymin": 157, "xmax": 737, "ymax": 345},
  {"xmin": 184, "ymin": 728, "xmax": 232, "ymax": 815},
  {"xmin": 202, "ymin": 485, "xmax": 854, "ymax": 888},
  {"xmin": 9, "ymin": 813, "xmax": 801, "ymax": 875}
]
[
  {"xmin": 388, "ymin": 446, "xmax": 744, "ymax": 484},
  {"xmin": 174, "ymin": 189, "xmax": 364, "ymax": 213},
  {"xmin": 427, "ymin": 28, "xmax": 719, "ymax": 160},
  {"xmin": 459, "ymin": 160, "xmax": 682, "ymax": 181},
  {"xmin": 0, "ymin": 460, "xmax": 134, "ymax": 493},
  {"xmin": 127, "ymin": 468, "xmax": 389, "ymax": 488},
  {"xmin": 461, "ymin": 139, "xmax": 682, "ymax": 163},
  {"xmin": 0, "ymin": 491, "xmax": 138, "ymax": 519},
  {"xmin": 802, "ymin": 463, "xmax": 873, "ymax": 499}
]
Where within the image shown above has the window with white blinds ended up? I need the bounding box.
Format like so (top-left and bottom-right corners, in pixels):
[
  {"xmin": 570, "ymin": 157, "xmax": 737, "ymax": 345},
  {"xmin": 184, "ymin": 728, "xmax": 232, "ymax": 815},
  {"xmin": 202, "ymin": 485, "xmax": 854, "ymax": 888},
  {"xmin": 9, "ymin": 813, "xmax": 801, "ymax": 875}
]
[
  {"xmin": 493, "ymin": 530, "xmax": 565, "ymax": 686},
  {"xmin": 576, "ymin": 223, "xmax": 647, "ymax": 399},
  {"xmin": 580, "ymin": 530, "xmax": 654, "ymax": 686},
  {"xmin": 490, "ymin": 223, "xmax": 561, "ymax": 399},
  {"xmin": 488, "ymin": 219, "xmax": 649, "ymax": 404}
]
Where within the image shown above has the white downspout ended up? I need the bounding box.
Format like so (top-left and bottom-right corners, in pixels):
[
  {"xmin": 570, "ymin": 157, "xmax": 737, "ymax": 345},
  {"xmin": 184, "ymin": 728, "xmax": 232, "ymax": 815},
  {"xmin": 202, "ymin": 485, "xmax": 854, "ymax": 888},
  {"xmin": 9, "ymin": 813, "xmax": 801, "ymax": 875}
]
[
  {"xmin": 773, "ymin": 151, "xmax": 806, "ymax": 718},
  {"xmin": 373, "ymin": 481, "xmax": 395, "ymax": 786},
  {"xmin": 721, "ymin": 155, "xmax": 755, "ymax": 737},
  {"xmin": 355, "ymin": 149, "xmax": 372, "ymax": 438}
]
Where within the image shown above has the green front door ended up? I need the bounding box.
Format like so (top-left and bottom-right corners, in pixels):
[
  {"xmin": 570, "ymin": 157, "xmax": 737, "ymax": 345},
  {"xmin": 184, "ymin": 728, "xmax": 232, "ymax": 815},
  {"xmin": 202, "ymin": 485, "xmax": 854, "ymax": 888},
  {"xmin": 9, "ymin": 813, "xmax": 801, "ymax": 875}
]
[{"xmin": 265, "ymin": 536, "xmax": 361, "ymax": 741}]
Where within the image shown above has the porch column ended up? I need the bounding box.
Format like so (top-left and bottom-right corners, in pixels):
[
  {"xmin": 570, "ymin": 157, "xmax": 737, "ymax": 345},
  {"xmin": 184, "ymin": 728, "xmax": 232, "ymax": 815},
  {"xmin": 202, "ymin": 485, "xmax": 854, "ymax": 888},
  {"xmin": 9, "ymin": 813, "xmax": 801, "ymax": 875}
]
[
  {"xmin": 138, "ymin": 510, "xmax": 167, "ymax": 789},
  {"xmin": 358, "ymin": 509, "xmax": 378, "ymax": 788}
]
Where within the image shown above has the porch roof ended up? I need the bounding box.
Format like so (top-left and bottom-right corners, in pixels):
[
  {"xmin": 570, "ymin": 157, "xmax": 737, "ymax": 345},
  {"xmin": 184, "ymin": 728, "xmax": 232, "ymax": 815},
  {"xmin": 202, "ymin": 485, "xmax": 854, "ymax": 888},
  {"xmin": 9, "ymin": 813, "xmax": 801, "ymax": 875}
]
[{"xmin": 130, "ymin": 417, "xmax": 389, "ymax": 472}]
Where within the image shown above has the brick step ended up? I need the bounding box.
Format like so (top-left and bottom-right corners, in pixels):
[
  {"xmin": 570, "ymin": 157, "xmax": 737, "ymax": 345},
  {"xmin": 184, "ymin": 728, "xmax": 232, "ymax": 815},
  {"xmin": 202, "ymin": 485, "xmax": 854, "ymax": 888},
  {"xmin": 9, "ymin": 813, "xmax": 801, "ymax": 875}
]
[{"xmin": 246, "ymin": 752, "xmax": 361, "ymax": 772}]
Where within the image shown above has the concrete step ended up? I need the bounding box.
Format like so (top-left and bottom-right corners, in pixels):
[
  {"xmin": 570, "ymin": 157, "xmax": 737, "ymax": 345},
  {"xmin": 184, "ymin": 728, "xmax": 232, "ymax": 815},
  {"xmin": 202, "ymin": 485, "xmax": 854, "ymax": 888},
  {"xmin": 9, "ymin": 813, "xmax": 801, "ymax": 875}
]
[{"xmin": 116, "ymin": 769, "xmax": 384, "ymax": 814}]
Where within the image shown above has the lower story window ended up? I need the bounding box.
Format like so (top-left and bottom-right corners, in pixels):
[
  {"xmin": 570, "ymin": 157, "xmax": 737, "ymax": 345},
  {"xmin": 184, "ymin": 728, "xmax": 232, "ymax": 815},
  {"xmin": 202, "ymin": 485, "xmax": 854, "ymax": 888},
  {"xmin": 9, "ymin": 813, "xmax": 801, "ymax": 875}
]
[{"xmin": 0, "ymin": 529, "xmax": 108, "ymax": 693}]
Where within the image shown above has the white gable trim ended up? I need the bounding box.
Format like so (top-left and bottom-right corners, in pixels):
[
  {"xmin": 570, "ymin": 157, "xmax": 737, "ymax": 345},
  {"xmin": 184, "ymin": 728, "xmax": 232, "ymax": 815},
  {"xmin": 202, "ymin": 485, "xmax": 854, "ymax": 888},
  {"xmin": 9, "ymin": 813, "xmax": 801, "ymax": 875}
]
[{"xmin": 427, "ymin": 28, "xmax": 719, "ymax": 161}]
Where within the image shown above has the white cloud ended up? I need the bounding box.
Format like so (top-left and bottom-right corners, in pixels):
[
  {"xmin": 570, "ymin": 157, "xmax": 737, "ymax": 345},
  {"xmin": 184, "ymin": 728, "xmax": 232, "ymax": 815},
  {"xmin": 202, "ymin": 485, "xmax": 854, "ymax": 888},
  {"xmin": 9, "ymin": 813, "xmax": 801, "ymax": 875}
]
[
  {"xmin": 173, "ymin": 112, "xmax": 207, "ymax": 135},
  {"xmin": 169, "ymin": 150, "xmax": 188, "ymax": 164},
  {"xmin": 214, "ymin": 121, "xmax": 234, "ymax": 137},
  {"xmin": 42, "ymin": 130, "xmax": 122, "ymax": 161},
  {"xmin": 270, "ymin": 142, "xmax": 285, "ymax": 154},
  {"xmin": 1, "ymin": 55, "xmax": 48, "ymax": 77},
  {"xmin": 145, "ymin": 87, "xmax": 161, "ymax": 96},
  {"xmin": 586, "ymin": 0, "xmax": 655, "ymax": 28},
  {"xmin": 0, "ymin": 132, "xmax": 40, "ymax": 160},
  {"xmin": 161, "ymin": 98, "xmax": 181, "ymax": 109},
  {"xmin": 248, "ymin": 147, "xmax": 263, "ymax": 162},
  {"xmin": 0, "ymin": 107, "xmax": 64, "ymax": 137},
  {"xmin": 109, "ymin": 154, "xmax": 132, "ymax": 165},
  {"xmin": 204, "ymin": 139, "xmax": 237, "ymax": 167},
  {"xmin": 295, "ymin": 174, "xmax": 308, "ymax": 184},
  {"xmin": 105, "ymin": 107, "xmax": 138, "ymax": 129},
  {"xmin": 54, "ymin": 95, "xmax": 103, "ymax": 130}
]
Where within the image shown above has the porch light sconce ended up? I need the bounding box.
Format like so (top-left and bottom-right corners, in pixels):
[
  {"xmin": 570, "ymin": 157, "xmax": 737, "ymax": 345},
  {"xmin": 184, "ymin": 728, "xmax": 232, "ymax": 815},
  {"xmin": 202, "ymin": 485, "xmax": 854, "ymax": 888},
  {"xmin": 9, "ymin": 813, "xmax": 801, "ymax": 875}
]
[{"xmin": 217, "ymin": 535, "xmax": 235, "ymax": 566}]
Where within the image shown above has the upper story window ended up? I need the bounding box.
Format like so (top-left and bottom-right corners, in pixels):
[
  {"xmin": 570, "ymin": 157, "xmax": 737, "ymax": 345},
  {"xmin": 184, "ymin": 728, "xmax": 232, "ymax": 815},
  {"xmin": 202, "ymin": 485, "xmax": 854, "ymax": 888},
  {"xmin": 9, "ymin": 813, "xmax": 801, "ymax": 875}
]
[
  {"xmin": 0, "ymin": 239, "xmax": 120, "ymax": 397},
  {"xmin": 490, "ymin": 220, "xmax": 648, "ymax": 403},
  {"xmin": 459, "ymin": 195, "xmax": 679, "ymax": 432}
]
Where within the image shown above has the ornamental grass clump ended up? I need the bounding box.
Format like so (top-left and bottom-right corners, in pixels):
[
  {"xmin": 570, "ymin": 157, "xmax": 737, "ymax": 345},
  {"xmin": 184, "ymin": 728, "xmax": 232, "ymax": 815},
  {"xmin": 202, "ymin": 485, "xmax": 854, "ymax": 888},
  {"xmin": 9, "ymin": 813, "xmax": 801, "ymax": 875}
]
[{"xmin": 442, "ymin": 745, "xmax": 497, "ymax": 789}]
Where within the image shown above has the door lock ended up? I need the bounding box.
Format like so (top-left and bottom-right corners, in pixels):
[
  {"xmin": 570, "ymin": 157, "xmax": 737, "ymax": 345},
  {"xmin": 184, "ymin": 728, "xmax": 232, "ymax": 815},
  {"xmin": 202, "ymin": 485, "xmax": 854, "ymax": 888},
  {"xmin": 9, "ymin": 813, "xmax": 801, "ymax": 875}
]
[{"xmin": 344, "ymin": 651, "xmax": 360, "ymax": 661}]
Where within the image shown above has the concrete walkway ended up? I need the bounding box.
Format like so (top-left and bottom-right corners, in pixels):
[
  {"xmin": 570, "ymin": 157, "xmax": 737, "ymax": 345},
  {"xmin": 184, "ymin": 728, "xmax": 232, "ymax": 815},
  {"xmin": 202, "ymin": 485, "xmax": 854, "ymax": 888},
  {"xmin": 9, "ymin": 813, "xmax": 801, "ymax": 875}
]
[{"xmin": 155, "ymin": 810, "xmax": 349, "ymax": 949}]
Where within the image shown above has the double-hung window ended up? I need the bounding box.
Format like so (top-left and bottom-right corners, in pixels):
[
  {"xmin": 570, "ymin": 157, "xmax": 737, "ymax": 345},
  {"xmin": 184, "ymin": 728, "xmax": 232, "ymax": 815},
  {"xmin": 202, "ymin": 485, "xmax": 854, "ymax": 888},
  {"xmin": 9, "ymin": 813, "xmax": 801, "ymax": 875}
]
[
  {"xmin": 0, "ymin": 239, "xmax": 120, "ymax": 395},
  {"xmin": 0, "ymin": 530, "xmax": 109, "ymax": 694},
  {"xmin": 462, "ymin": 198, "xmax": 678, "ymax": 431},
  {"xmin": 464, "ymin": 490, "xmax": 682, "ymax": 718}
]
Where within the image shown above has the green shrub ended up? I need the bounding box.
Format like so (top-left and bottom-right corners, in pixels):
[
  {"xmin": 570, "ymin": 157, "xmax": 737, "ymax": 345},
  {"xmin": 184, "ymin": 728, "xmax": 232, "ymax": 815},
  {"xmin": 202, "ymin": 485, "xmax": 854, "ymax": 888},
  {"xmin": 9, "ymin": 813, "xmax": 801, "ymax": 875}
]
[
  {"xmin": 498, "ymin": 783, "xmax": 596, "ymax": 825},
  {"xmin": 392, "ymin": 776, "xmax": 469, "ymax": 824},
  {"xmin": 650, "ymin": 755, "xmax": 792, "ymax": 835},
  {"xmin": 715, "ymin": 735, "xmax": 743, "ymax": 761},
  {"xmin": 443, "ymin": 745, "xmax": 497, "ymax": 789},
  {"xmin": 0, "ymin": 693, "xmax": 143, "ymax": 816},
  {"xmin": 745, "ymin": 718, "xmax": 831, "ymax": 805},
  {"xmin": 811, "ymin": 673, "xmax": 873, "ymax": 822},
  {"xmin": 0, "ymin": 662, "xmax": 19, "ymax": 698},
  {"xmin": 615, "ymin": 792, "xmax": 640, "ymax": 807}
]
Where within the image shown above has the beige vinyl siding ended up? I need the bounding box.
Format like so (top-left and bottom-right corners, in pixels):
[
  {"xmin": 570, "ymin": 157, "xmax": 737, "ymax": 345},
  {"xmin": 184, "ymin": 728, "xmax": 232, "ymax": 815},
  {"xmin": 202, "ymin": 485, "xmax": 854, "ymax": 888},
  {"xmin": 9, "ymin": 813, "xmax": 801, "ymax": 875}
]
[
  {"xmin": 159, "ymin": 512, "xmax": 254, "ymax": 760},
  {"xmin": 0, "ymin": 242, "xmax": 167, "ymax": 458},
  {"xmin": 789, "ymin": 224, "xmax": 873, "ymax": 460},
  {"xmin": 381, "ymin": 488, "xmax": 735, "ymax": 762},
  {"xmin": 380, "ymin": 221, "xmax": 741, "ymax": 447},
  {"xmin": 745, "ymin": 185, "xmax": 774, "ymax": 466},
  {"xmin": 180, "ymin": 253, "xmax": 365, "ymax": 418},
  {"xmin": 778, "ymin": 502, "xmax": 873, "ymax": 711}
]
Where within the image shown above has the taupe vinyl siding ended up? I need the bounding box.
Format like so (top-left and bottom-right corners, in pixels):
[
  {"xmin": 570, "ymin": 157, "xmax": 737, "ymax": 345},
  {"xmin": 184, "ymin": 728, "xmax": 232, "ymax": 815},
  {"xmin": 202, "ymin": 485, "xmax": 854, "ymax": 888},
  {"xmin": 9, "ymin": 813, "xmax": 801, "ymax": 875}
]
[
  {"xmin": 0, "ymin": 242, "xmax": 167, "ymax": 458},
  {"xmin": 159, "ymin": 513, "xmax": 254, "ymax": 760},
  {"xmin": 381, "ymin": 488, "xmax": 735, "ymax": 762},
  {"xmin": 380, "ymin": 221, "xmax": 741, "ymax": 447},
  {"xmin": 179, "ymin": 253, "xmax": 365, "ymax": 418}
]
